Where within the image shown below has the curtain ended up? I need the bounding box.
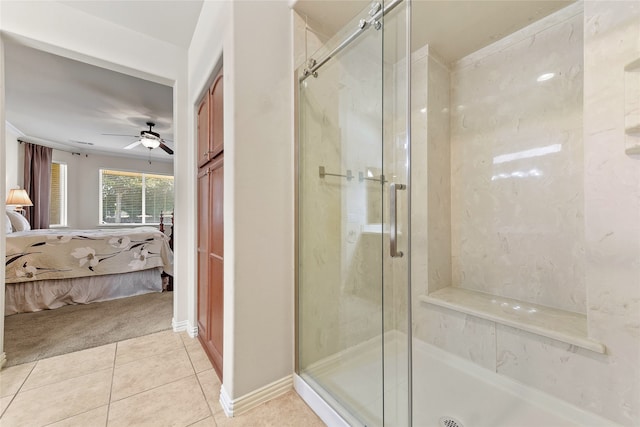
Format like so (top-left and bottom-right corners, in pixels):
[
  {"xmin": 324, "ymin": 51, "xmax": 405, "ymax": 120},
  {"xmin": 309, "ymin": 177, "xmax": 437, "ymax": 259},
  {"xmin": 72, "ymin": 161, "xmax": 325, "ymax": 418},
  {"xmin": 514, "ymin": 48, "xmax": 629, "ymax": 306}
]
[{"xmin": 23, "ymin": 142, "xmax": 52, "ymax": 229}]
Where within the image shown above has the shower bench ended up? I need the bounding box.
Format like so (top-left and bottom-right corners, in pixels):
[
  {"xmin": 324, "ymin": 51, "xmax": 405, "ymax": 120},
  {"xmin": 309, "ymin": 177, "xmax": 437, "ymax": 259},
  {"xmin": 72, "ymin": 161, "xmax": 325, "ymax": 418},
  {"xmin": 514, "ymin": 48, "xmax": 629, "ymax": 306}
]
[{"xmin": 420, "ymin": 287, "xmax": 606, "ymax": 354}]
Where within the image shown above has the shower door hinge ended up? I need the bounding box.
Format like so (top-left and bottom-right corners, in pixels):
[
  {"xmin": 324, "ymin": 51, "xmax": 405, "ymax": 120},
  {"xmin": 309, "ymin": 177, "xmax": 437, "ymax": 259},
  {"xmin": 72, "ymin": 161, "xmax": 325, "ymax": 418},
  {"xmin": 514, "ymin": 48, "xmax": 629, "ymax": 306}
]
[
  {"xmin": 369, "ymin": 2, "xmax": 382, "ymax": 30},
  {"xmin": 303, "ymin": 58, "xmax": 318, "ymax": 78},
  {"xmin": 369, "ymin": 2, "xmax": 382, "ymax": 16}
]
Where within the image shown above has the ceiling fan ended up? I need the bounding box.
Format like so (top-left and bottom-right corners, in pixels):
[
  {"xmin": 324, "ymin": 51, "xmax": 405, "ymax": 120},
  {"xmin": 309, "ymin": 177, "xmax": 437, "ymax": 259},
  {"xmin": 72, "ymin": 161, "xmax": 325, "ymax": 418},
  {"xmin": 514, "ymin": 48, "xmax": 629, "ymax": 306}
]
[{"xmin": 104, "ymin": 122, "xmax": 174, "ymax": 155}]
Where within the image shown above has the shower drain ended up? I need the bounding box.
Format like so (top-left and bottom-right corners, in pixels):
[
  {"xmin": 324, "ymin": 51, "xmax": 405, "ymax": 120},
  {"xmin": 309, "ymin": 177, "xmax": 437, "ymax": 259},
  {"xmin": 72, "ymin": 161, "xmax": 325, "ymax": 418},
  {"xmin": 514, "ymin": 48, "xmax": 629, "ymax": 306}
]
[{"xmin": 439, "ymin": 416, "xmax": 464, "ymax": 427}]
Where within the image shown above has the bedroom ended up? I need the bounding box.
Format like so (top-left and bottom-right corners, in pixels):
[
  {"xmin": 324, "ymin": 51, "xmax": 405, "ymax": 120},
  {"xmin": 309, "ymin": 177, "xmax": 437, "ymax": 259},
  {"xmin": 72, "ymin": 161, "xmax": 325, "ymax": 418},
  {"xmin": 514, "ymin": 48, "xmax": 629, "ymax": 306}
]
[
  {"xmin": 3, "ymin": 40, "xmax": 176, "ymax": 363},
  {"xmin": 1, "ymin": 0, "xmax": 296, "ymax": 421}
]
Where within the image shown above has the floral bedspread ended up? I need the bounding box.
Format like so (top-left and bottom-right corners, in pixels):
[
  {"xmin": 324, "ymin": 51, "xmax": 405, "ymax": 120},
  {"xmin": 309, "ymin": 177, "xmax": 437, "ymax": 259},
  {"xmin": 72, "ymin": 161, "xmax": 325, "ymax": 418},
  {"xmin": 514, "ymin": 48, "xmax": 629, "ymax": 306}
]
[{"xmin": 5, "ymin": 227, "xmax": 173, "ymax": 284}]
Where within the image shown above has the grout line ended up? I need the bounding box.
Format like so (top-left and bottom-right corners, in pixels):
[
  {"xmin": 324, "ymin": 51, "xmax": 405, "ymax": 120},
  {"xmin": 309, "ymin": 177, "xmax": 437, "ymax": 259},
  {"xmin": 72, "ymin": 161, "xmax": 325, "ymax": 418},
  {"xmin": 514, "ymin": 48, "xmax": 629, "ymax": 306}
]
[
  {"xmin": 194, "ymin": 369, "xmax": 217, "ymax": 419},
  {"xmin": 13, "ymin": 345, "xmax": 119, "ymax": 394},
  {"xmin": 40, "ymin": 405, "xmax": 108, "ymax": 427},
  {"xmin": 188, "ymin": 340, "xmax": 218, "ymax": 418},
  {"xmin": 0, "ymin": 360, "xmax": 39, "ymax": 418},
  {"xmin": 6, "ymin": 365, "xmax": 112, "ymax": 426},
  {"xmin": 108, "ymin": 332, "xmax": 196, "ymax": 405},
  {"xmin": 182, "ymin": 333, "xmax": 197, "ymax": 370},
  {"xmin": 0, "ymin": 393, "xmax": 18, "ymax": 419},
  {"xmin": 109, "ymin": 374, "xmax": 198, "ymax": 405},
  {"xmin": 186, "ymin": 415, "xmax": 214, "ymax": 427},
  {"xmin": 181, "ymin": 332, "xmax": 214, "ymax": 411},
  {"xmin": 107, "ymin": 342, "xmax": 117, "ymax": 427},
  {"xmin": 14, "ymin": 360, "xmax": 38, "ymax": 393}
]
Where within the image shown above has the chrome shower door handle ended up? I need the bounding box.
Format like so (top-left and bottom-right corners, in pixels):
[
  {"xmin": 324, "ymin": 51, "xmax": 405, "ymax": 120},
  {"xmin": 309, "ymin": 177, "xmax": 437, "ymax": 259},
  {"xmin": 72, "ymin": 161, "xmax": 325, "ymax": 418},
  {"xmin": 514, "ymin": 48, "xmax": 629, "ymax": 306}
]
[{"xmin": 390, "ymin": 183, "xmax": 406, "ymax": 258}]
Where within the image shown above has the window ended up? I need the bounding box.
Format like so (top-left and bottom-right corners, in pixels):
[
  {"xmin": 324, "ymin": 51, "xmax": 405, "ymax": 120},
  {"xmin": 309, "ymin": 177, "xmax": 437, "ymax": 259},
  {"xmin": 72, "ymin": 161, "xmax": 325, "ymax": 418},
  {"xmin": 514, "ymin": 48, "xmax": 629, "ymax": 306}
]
[
  {"xmin": 99, "ymin": 169, "xmax": 174, "ymax": 224},
  {"xmin": 49, "ymin": 162, "xmax": 67, "ymax": 227}
]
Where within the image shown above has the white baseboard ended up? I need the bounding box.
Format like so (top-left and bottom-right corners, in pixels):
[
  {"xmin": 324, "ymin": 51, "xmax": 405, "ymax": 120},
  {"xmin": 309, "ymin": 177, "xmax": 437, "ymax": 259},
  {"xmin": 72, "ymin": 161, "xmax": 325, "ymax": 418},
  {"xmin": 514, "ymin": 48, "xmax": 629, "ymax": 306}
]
[
  {"xmin": 172, "ymin": 318, "xmax": 197, "ymax": 337},
  {"xmin": 171, "ymin": 318, "xmax": 187, "ymax": 331},
  {"xmin": 219, "ymin": 375, "xmax": 293, "ymax": 417},
  {"xmin": 187, "ymin": 323, "xmax": 198, "ymax": 337},
  {"xmin": 219, "ymin": 385, "xmax": 233, "ymax": 417}
]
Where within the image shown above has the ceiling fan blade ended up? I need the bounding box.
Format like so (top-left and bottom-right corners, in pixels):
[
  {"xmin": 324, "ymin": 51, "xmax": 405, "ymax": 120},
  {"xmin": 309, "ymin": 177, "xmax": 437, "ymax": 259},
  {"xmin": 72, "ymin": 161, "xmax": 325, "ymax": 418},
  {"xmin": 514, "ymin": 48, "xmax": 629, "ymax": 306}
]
[
  {"xmin": 124, "ymin": 140, "xmax": 142, "ymax": 150},
  {"xmin": 102, "ymin": 133, "xmax": 139, "ymax": 137},
  {"xmin": 159, "ymin": 142, "xmax": 174, "ymax": 155}
]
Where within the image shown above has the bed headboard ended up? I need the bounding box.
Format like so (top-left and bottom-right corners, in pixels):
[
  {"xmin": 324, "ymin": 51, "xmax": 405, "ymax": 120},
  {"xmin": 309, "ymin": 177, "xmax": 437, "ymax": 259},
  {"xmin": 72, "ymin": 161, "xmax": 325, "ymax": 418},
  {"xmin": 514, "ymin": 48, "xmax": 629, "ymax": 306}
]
[{"xmin": 159, "ymin": 211, "xmax": 174, "ymax": 250}]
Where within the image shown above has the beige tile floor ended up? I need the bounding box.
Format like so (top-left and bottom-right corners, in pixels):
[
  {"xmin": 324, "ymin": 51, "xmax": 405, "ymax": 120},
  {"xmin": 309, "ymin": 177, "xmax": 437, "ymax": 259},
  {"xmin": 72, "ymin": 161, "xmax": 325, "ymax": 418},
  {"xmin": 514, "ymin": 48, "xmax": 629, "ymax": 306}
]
[{"xmin": 0, "ymin": 330, "xmax": 326, "ymax": 427}]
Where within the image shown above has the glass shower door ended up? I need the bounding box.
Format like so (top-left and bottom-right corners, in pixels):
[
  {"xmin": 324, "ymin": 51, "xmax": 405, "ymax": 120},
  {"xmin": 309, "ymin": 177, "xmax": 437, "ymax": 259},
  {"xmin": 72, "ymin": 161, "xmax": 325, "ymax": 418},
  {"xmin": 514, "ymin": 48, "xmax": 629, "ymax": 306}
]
[
  {"xmin": 297, "ymin": 6, "xmax": 385, "ymax": 426},
  {"xmin": 297, "ymin": 1, "xmax": 410, "ymax": 426}
]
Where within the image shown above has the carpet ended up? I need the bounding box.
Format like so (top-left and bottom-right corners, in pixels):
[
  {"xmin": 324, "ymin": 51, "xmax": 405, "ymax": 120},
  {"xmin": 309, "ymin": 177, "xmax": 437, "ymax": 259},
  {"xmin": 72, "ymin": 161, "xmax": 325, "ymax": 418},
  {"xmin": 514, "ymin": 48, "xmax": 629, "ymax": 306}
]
[{"xmin": 3, "ymin": 291, "xmax": 173, "ymax": 367}]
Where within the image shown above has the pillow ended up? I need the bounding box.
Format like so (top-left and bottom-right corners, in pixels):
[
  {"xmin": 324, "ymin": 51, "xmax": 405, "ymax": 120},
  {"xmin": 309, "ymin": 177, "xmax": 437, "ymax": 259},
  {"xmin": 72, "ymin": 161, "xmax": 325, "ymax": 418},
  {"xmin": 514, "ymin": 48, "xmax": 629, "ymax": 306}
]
[
  {"xmin": 6, "ymin": 209, "xmax": 31, "ymax": 232},
  {"xmin": 5, "ymin": 213, "xmax": 13, "ymax": 234}
]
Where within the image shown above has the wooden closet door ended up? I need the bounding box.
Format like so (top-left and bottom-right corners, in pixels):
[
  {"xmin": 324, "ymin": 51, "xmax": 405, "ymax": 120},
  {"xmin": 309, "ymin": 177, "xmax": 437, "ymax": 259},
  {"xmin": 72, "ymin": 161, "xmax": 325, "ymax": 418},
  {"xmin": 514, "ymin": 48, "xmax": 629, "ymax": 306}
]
[
  {"xmin": 196, "ymin": 65, "xmax": 224, "ymax": 381},
  {"xmin": 209, "ymin": 71, "xmax": 224, "ymax": 159},
  {"xmin": 196, "ymin": 168, "xmax": 210, "ymax": 339},
  {"xmin": 197, "ymin": 91, "xmax": 210, "ymax": 168},
  {"xmin": 207, "ymin": 155, "xmax": 224, "ymax": 379}
]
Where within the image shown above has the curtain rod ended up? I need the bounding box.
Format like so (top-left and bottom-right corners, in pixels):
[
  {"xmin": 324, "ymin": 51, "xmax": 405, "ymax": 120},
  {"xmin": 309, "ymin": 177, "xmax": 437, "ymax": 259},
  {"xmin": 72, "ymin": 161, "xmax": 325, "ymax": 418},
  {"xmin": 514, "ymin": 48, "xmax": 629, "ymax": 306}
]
[{"xmin": 18, "ymin": 139, "xmax": 87, "ymax": 157}]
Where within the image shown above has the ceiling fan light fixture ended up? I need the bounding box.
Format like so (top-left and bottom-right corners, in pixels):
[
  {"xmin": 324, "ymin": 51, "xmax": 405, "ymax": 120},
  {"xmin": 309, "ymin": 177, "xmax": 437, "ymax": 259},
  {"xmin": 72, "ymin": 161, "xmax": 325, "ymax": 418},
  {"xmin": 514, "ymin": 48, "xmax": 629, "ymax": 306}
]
[{"xmin": 140, "ymin": 135, "xmax": 160, "ymax": 149}]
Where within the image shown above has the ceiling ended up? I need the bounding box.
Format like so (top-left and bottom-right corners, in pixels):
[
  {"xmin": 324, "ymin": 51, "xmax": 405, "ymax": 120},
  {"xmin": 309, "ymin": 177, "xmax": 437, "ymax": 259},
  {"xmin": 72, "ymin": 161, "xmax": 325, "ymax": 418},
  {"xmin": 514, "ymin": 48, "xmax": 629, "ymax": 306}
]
[
  {"xmin": 291, "ymin": 0, "xmax": 370, "ymax": 37},
  {"xmin": 411, "ymin": 0, "xmax": 573, "ymax": 63},
  {"xmin": 59, "ymin": 0, "xmax": 204, "ymax": 49},
  {"xmin": 4, "ymin": 0, "xmax": 204, "ymax": 163},
  {"xmin": 6, "ymin": 0, "xmax": 574, "ymax": 162},
  {"xmin": 293, "ymin": 0, "xmax": 573, "ymax": 64}
]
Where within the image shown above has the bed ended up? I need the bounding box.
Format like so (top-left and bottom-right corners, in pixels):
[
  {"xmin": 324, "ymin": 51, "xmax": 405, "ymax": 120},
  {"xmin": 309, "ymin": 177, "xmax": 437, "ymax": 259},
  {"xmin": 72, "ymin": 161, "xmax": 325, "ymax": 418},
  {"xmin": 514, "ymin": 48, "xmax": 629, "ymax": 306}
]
[{"xmin": 5, "ymin": 226, "xmax": 173, "ymax": 315}]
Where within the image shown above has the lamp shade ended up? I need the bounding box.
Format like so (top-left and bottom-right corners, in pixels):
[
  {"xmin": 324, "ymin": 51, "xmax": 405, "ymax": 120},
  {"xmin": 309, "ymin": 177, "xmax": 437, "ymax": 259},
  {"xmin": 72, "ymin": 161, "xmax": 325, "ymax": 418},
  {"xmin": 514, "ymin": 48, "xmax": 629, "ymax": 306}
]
[
  {"xmin": 140, "ymin": 136, "xmax": 161, "ymax": 149},
  {"xmin": 6, "ymin": 188, "xmax": 33, "ymax": 206}
]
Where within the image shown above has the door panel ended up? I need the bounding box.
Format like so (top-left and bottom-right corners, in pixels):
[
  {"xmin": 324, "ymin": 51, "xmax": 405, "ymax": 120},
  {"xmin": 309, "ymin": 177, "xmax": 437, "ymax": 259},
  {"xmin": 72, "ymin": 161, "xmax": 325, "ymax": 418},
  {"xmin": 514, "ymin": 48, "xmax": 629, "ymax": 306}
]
[
  {"xmin": 210, "ymin": 72, "xmax": 224, "ymax": 159},
  {"xmin": 197, "ymin": 66, "xmax": 225, "ymax": 381},
  {"xmin": 207, "ymin": 157, "xmax": 224, "ymax": 379},
  {"xmin": 208, "ymin": 255, "xmax": 224, "ymax": 378},
  {"xmin": 197, "ymin": 167, "xmax": 210, "ymax": 338},
  {"xmin": 197, "ymin": 93, "xmax": 210, "ymax": 168},
  {"xmin": 297, "ymin": 2, "xmax": 411, "ymax": 425},
  {"xmin": 297, "ymin": 6, "xmax": 385, "ymax": 425}
]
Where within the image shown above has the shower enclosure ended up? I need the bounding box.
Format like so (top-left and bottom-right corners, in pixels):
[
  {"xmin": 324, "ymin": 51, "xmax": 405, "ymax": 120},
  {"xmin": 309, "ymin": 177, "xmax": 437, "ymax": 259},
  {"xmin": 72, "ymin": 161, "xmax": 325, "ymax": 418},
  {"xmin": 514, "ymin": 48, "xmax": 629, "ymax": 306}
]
[
  {"xmin": 296, "ymin": 0, "xmax": 638, "ymax": 426},
  {"xmin": 297, "ymin": 1, "xmax": 410, "ymax": 425}
]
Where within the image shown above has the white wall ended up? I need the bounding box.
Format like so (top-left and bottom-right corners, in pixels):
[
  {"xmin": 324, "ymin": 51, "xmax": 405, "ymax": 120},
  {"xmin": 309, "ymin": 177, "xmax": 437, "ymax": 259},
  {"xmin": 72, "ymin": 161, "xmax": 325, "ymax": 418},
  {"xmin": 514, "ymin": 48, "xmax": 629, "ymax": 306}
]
[
  {"xmin": 51, "ymin": 150, "xmax": 172, "ymax": 229},
  {"xmin": 3, "ymin": 138, "xmax": 173, "ymax": 229},
  {"xmin": 231, "ymin": 0, "xmax": 293, "ymax": 399},
  {"xmin": 188, "ymin": 0, "xmax": 294, "ymax": 401},
  {"xmin": 1, "ymin": 37, "xmax": 6, "ymax": 367},
  {"xmin": 4, "ymin": 123, "xmax": 22, "ymax": 194},
  {"xmin": 0, "ymin": 0, "xmax": 190, "ymax": 347}
]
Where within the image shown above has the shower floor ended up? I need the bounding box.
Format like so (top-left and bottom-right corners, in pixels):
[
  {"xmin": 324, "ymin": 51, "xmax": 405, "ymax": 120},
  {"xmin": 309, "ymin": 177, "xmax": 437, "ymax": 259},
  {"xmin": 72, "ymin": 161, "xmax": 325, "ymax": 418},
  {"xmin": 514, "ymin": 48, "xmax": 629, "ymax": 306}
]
[{"xmin": 299, "ymin": 332, "xmax": 613, "ymax": 427}]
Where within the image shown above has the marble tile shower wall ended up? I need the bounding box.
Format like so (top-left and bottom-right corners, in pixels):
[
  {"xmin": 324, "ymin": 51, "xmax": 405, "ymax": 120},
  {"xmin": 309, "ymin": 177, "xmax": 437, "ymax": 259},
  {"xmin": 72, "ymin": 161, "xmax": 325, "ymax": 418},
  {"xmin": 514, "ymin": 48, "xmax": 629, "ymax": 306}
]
[
  {"xmin": 411, "ymin": 44, "xmax": 454, "ymax": 345},
  {"xmin": 450, "ymin": 5, "xmax": 586, "ymax": 314},
  {"xmin": 411, "ymin": 3, "xmax": 640, "ymax": 426},
  {"xmin": 426, "ymin": 48, "xmax": 452, "ymax": 295}
]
